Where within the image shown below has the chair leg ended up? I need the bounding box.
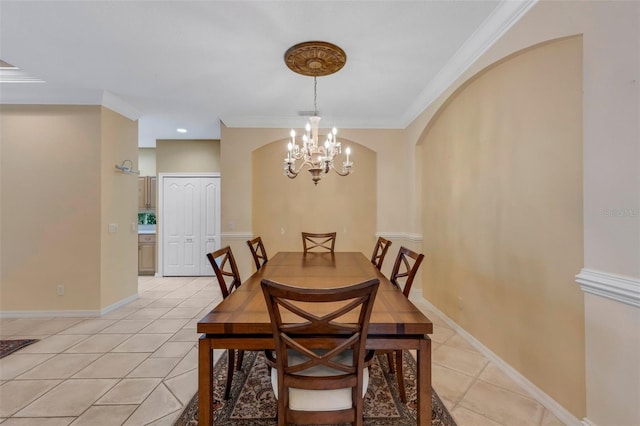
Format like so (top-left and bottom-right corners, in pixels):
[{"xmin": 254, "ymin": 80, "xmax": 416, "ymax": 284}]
[
  {"xmin": 386, "ymin": 352, "xmax": 395, "ymax": 373},
  {"xmin": 236, "ymin": 350, "xmax": 245, "ymax": 371},
  {"xmin": 395, "ymin": 350, "xmax": 407, "ymax": 403},
  {"xmin": 224, "ymin": 349, "xmax": 235, "ymax": 400}
]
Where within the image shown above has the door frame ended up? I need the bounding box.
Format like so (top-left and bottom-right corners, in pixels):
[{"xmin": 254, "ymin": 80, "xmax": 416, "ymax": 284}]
[{"xmin": 157, "ymin": 172, "xmax": 221, "ymax": 277}]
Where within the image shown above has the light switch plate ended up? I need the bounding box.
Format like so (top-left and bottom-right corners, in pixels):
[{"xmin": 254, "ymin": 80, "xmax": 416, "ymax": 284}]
[{"xmin": 108, "ymin": 223, "xmax": 118, "ymax": 234}]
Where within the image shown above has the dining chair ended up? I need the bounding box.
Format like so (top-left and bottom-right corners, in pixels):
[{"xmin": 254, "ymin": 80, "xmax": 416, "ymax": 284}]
[
  {"xmin": 370, "ymin": 236, "xmax": 392, "ymax": 271},
  {"xmin": 301, "ymin": 231, "xmax": 337, "ymax": 253},
  {"xmin": 206, "ymin": 246, "xmax": 245, "ymax": 399},
  {"xmin": 261, "ymin": 278, "xmax": 379, "ymax": 426},
  {"xmin": 379, "ymin": 246, "xmax": 425, "ymax": 403},
  {"xmin": 246, "ymin": 236, "xmax": 268, "ymax": 270}
]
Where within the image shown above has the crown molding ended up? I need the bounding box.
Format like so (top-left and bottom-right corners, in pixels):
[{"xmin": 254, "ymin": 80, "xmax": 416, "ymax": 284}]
[
  {"xmin": 102, "ymin": 90, "xmax": 141, "ymax": 121},
  {"xmin": 402, "ymin": 0, "xmax": 538, "ymax": 127}
]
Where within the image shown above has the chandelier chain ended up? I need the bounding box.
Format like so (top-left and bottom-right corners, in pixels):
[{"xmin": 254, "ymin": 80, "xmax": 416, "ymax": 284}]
[{"xmin": 313, "ymin": 76, "xmax": 318, "ymax": 116}]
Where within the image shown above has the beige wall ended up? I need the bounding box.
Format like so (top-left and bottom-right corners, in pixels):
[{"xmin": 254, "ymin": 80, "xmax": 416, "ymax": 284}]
[
  {"xmin": 420, "ymin": 37, "xmax": 585, "ymax": 416},
  {"xmin": 100, "ymin": 107, "xmax": 139, "ymax": 309},
  {"xmin": 138, "ymin": 148, "xmax": 156, "ymax": 176},
  {"xmin": 251, "ymin": 138, "xmax": 376, "ymax": 258},
  {"xmin": 2, "ymin": 106, "xmax": 108, "ymax": 311},
  {"xmin": 156, "ymin": 139, "xmax": 220, "ymax": 174}
]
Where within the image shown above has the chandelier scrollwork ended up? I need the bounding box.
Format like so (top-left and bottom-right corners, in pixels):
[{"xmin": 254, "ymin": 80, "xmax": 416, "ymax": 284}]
[{"xmin": 283, "ymin": 41, "xmax": 353, "ymax": 186}]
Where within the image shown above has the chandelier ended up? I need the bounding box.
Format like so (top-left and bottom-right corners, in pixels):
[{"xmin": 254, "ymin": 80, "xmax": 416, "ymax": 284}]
[{"xmin": 283, "ymin": 41, "xmax": 353, "ymax": 186}]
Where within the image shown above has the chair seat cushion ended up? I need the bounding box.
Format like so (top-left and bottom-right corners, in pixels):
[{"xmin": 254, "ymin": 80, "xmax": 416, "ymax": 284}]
[{"xmin": 270, "ymin": 349, "xmax": 370, "ymax": 411}]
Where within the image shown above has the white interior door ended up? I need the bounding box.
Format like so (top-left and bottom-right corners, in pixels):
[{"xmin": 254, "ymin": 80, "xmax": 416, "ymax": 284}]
[
  {"xmin": 162, "ymin": 176, "xmax": 219, "ymax": 276},
  {"xmin": 200, "ymin": 178, "xmax": 220, "ymax": 275}
]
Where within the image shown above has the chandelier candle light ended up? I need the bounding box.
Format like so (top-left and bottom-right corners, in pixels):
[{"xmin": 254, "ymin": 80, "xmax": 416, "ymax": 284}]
[{"xmin": 283, "ymin": 41, "xmax": 353, "ymax": 185}]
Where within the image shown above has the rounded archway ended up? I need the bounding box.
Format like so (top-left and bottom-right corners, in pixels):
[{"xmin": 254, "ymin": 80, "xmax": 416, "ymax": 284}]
[{"xmin": 251, "ymin": 138, "xmax": 377, "ymax": 254}]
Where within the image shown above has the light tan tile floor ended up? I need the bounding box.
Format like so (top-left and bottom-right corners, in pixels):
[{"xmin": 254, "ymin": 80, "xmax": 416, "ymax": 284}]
[{"xmin": 0, "ymin": 276, "xmax": 566, "ymax": 425}]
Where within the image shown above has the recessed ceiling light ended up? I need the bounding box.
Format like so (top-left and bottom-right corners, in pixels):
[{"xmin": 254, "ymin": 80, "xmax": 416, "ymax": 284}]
[{"xmin": 176, "ymin": 128, "xmax": 187, "ymax": 133}]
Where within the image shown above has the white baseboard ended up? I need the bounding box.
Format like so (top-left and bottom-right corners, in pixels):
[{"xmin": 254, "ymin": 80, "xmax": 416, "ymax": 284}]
[
  {"xmin": 416, "ymin": 297, "xmax": 582, "ymax": 426},
  {"xmin": 581, "ymin": 418, "xmax": 597, "ymax": 426},
  {"xmin": 0, "ymin": 309, "xmax": 101, "ymax": 318},
  {"xmin": 0, "ymin": 293, "xmax": 139, "ymax": 318},
  {"xmin": 100, "ymin": 293, "xmax": 139, "ymax": 316}
]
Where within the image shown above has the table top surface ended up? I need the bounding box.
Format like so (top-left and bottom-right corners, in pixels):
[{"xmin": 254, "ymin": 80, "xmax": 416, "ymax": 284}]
[{"xmin": 197, "ymin": 251, "xmax": 433, "ymax": 336}]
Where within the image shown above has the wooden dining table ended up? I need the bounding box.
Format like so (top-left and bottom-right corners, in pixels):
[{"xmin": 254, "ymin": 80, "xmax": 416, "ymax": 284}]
[{"xmin": 197, "ymin": 251, "xmax": 433, "ymax": 425}]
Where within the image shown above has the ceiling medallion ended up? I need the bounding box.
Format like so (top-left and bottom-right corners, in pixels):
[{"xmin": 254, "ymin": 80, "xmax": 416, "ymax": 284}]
[{"xmin": 284, "ymin": 41, "xmax": 347, "ymax": 77}]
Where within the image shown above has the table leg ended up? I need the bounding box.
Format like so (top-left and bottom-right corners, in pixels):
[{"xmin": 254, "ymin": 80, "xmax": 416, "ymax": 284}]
[
  {"xmin": 198, "ymin": 336, "xmax": 213, "ymax": 426},
  {"xmin": 416, "ymin": 336, "xmax": 432, "ymax": 426}
]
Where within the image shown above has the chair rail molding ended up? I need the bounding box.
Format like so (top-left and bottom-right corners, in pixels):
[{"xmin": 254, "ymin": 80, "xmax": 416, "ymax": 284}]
[
  {"xmin": 221, "ymin": 232, "xmax": 254, "ymax": 240},
  {"xmin": 575, "ymin": 268, "xmax": 640, "ymax": 308},
  {"xmin": 376, "ymin": 232, "xmax": 423, "ymax": 243}
]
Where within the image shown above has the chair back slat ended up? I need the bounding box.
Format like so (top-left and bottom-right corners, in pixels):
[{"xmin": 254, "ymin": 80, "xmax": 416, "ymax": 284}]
[
  {"xmin": 206, "ymin": 246, "xmax": 241, "ymax": 299},
  {"xmin": 390, "ymin": 246, "xmax": 425, "ymax": 298},
  {"xmin": 261, "ymin": 278, "xmax": 379, "ymax": 424},
  {"xmin": 247, "ymin": 236, "xmax": 268, "ymax": 270},
  {"xmin": 301, "ymin": 232, "xmax": 336, "ymax": 253},
  {"xmin": 370, "ymin": 237, "xmax": 392, "ymax": 270}
]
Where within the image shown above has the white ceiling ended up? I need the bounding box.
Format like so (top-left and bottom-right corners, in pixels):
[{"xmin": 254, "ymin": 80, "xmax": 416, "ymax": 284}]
[{"xmin": 0, "ymin": 1, "xmax": 535, "ymax": 147}]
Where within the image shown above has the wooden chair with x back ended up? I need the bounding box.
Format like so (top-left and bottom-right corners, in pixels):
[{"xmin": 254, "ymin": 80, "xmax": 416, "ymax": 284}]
[
  {"xmin": 370, "ymin": 237, "xmax": 392, "ymax": 271},
  {"xmin": 246, "ymin": 236, "xmax": 268, "ymax": 271},
  {"xmin": 301, "ymin": 232, "xmax": 337, "ymax": 253},
  {"xmin": 380, "ymin": 246, "xmax": 425, "ymax": 403},
  {"xmin": 206, "ymin": 246, "xmax": 245, "ymax": 399},
  {"xmin": 261, "ymin": 278, "xmax": 379, "ymax": 426}
]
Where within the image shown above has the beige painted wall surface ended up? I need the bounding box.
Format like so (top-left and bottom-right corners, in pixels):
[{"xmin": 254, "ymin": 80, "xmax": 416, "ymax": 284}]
[
  {"xmin": 138, "ymin": 148, "xmax": 156, "ymax": 176},
  {"xmin": 1, "ymin": 105, "xmax": 102, "ymax": 311},
  {"xmin": 421, "ymin": 38, "xmax": 585, "ymax": 417},
  {"xmin": 251, "ymin": 139, "xmax": 376, "ymax": 257},
  {"xmin": 582, "ymin": 1, "xmax": 639, "ymax": 278},
  {"xmin": 100, "ymin": 107, "xmax": 139, "ymax": 309},
  {"xmin": 156, "ymin": 139, "xmax": 220, "ymax": 173},
  {"xmin": 585, "ymin": 294, "xmax": 640, "ymax": 426}
]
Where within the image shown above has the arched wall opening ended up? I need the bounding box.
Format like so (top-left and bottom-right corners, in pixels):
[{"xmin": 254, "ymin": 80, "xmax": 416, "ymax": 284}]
[
  {"xmin": 251, "ymin": 138, "xmax": 377, "ymax": 255},
  {"xmin": 417, "ymin": 36, "xmax": 585, "ymax": 416}
]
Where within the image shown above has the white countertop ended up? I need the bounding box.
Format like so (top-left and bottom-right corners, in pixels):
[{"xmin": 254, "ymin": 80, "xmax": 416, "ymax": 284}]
[{"xmin": 138, "ymin": 225, "xmax": 156, "ymax": 234}]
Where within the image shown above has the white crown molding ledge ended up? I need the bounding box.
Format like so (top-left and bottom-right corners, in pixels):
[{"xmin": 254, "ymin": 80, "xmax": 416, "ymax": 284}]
[
  {"xmin": 402, "ymin": 0, "xmax": 538, "ymax": 126},
  {"xmin": 102, "ymin": 90, "xmax": 141, "ymax": 121},
  {"xmin": 575, "ymin": 268, "xmax": 640, "ymax": 308}
]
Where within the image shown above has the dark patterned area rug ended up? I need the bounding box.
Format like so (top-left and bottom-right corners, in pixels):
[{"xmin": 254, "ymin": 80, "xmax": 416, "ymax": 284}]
[
  {"xmin": 0, "ymin": 339, "xmax": 38, "ymax": 359},
  {"xmin": 174, "ymin": 350, "xmax": 456, "ymax": 426}
]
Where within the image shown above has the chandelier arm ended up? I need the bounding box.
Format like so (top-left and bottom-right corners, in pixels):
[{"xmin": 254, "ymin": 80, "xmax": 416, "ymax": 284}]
[
  {"xmin": 285, "ymin": 161, "xmax": 301, "ymax": 178},
  {"xmin": 329, "ymin": 163, "xmax": 352, "ymax": 177}
]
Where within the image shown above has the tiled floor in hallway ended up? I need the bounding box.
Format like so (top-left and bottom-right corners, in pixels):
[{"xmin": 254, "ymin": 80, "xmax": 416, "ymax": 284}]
[{"xmin": 0, "ymin": 276, "xmax": 565, "ymax": 426}]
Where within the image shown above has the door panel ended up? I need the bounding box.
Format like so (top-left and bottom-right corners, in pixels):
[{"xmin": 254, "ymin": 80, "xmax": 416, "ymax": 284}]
[
  {"xmin": 201, "ymin": 179, "xmax": 220, "ymax": 275},
  {"xmin": 162, "ymin": 176, "xmax": 220, "ymax": 276}
]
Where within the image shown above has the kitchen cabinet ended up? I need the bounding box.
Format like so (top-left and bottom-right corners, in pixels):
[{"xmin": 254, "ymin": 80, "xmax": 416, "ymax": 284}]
[
  {"xmin": 138, "ymin": 176, "xmax": 157, "ymax": 210},
  {"xmin": 138, "ymin": 234, "xmax": 156, "ymax": 275}
]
